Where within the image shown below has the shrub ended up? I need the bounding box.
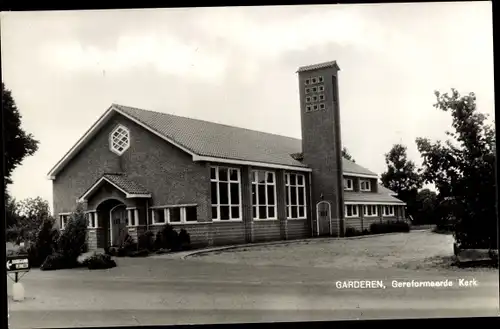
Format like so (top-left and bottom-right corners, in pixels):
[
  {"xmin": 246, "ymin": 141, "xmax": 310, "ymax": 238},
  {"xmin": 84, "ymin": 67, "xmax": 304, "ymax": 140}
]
[
  {"xmin": 344, "ymin": 227, "xmax": 359, "ymax": 237},
  {"xmin": 57, "ymin": 205, "xmax": 88, "ymax": 263},
  {"xmin": 158, "ymin": 224, "xmax": 180, "ymax": 250},
  {"xmin": 178, "ymin": 229, "xmax": 191, "ymax": 251},
  {"xmin": 370, "ymin": 221, "xmax": 410, "ymax": 234},
  {"xmin": 19, "ymin": 216, "xmax": 60, "ymax": 268},
  {"xmin": 83, "ymin": 253, "xmax": 117, "ymax": 270},
  {"xmin": 362, "ymin": 229, "xmax": 370, "ymax": 235},
  {"xmin": 40, "ymin": 252, "xmax": 75, "ymax": 271},
  {"xmin": 153, "ymin": 231, "xmax": 163, "ymax": 250},
  {"xmin": 116, "ymin": 233, "xmax": 136, "ymax": 256},
  {"xmin": 138, "ymin": 230, "xmax": 155, "ymax": 251}
]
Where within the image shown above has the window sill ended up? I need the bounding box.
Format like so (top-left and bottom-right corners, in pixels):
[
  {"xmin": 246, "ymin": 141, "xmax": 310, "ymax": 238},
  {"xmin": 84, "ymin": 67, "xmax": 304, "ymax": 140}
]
[
  {"xmin": 212, "ymin": 219, "xmax": 243, "ymax": 223},
  {"xmin": 87, "ymin": 227, "xmax": 101, "ymax": 229},
  {"xmin": 287, "ymin": 217, "xmax": 307, "ymax": 220},
  {"xmin": 254, "ymin": 218, "xmax": 278, "ymax": 221},
  {"xmin": 152, "ymin": 221, "xmax": 207, "ymax": 225},
  {"xmin": 363, "ymin": 215, "xmax": 379, "ymax": 218}
]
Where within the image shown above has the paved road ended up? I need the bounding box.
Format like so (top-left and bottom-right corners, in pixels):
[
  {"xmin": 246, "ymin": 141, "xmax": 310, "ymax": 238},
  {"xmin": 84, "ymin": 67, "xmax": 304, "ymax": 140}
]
[{"xmin": 7, "ymin": 257, "xmax": 499, "ymax": 328}]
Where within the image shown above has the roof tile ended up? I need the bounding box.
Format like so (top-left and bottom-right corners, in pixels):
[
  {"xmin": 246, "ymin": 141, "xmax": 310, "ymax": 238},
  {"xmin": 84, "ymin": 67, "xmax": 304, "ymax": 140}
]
[
  {"xmin": 114, "ymin": 104, "xmax": 379, "ymax": 177},
  {"xmin": 344, "ymin": 191, "xmax": 405, "ymax": 204},
  {"xmin": 103, "ymin": 173, "xmax": 150, "ymax": 195}
]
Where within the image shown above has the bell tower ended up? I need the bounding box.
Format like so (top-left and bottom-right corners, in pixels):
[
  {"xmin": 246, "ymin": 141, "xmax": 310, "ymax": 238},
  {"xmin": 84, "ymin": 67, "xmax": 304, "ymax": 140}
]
[{"xmin": 296, "ymin": 61, "xmax": 344, "ymax": 236}]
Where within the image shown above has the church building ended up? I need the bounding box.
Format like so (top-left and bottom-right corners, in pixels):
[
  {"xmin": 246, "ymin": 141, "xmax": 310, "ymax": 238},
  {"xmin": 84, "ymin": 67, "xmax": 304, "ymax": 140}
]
[{"xmin": 47, "ymin": 61, "xmax": 406, "ymax": 249}]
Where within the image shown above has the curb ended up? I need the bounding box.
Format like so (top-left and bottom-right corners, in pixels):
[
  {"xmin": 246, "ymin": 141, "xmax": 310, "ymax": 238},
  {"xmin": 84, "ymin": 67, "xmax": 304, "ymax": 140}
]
[{"xmin": 181, "ymin": 231, "xmax": 418, "ymax": 259}]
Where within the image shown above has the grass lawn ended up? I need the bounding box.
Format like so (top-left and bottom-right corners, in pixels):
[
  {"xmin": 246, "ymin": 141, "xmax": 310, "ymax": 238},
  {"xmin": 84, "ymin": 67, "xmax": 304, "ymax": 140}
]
[{"xmin": 191, "ymin": 231, "xmax": 488, "ymax": 272}]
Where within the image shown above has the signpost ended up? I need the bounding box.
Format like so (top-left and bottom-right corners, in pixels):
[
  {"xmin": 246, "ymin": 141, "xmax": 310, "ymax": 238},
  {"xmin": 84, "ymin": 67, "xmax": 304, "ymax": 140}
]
[{"xmin": 6, "ymin": 254, "xmax": 30, "ymax": 301}]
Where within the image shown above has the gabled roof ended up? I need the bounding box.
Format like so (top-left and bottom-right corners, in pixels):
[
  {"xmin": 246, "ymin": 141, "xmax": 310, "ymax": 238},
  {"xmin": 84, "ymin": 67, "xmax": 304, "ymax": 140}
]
[
  {"xmin": 79, "ymin": 173, "xmax": 151, "ymax": 202},
  {"xmin": 47, "ymin": 104, "xmax": 380, "ymax": 179}
]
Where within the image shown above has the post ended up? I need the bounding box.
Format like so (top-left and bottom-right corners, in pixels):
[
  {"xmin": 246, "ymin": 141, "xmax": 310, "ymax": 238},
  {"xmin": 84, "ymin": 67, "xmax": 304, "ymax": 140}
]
[{"xmin": 12, "ymin": 273, "xmax": 25, "ymax": 301}]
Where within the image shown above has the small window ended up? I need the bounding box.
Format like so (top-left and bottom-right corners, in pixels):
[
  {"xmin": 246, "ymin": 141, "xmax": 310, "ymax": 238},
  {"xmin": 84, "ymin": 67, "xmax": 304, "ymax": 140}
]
[
  {"xmin": 127, "ymin": 208, "xmax": 138, "ymax": 226},
  {"xmin": 319, "ymin": 94, "xmax": 325, "ymax": 101},
  {"xmin": 110, "ymin": 125, "xmax": 130, "ymax": 155},
  {"xmin": 305, "ymin": 88, "xmax": 311, "ymax": 94},
  {"xmin": 185, "ymin": 206, "xmax": 197, "ymax": 222},
  {"xmin": 363, "ymin": 205, "xmax": 378, "ymax": 217},
  {"xmin": 312, "ymin": 87, "xmax": 317, "ymax": 92},
  {"xmin": 306, "ymin": 96, "xmax": 311, "ymax": 103},
  {"xmin": 305, "ymin": 79, "xmax": 310, "ymax": 85},
  {"xmin": 345, "ymin": 205, "xmax": 359, "ymax": 218},
  {"xmin": 311, "ymin": 77, "xmax": 317, "ymax": 83},
  {"xmin": 306, "ymin": 105, "xmax": 312, "ymax": 112},
  {"xmin": 59, "ymin": 214, "xmax": 69, "ymax": 230},
  {"xmin": 383, "ymin": 206, "xmax": 395, "ymax": 217},
  {"xmin": 313, "ymin": 105, "xmax": 318, "ymax": 110},
  {"xmin": 318, "ymin": 86, "xmax": 325, "ymax": 92},
  {"xmin": 152, "ymin": 208, "xmax": 166, "ymax": 225},
  {"xmin": 360, "ymin": 180, "xmax": 371, "ymax": 192},
  {"xmin": 319, "ymin": 104, "xmax": 325, "ymax": 110},
  {"xmin": 313, "ymin": 96, "xmax": 318, "ymax": 102},
  {"xmin": 318, "ymin": 76, "xmax": 324, "ymax": 83},
  {"xmin": 86, "ymin": 212, "xmax": 98, "ymax": 228},
  {"xmin": 170, "ymin": 208, "xmax": 181, "ymax": 223},
  {"xmin": 344, "ymin": 178, "xmax": 353, "ymax": 190}
]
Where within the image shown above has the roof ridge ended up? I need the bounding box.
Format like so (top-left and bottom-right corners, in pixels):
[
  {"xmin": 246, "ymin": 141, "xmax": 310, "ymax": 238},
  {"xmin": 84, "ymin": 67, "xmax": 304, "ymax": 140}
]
[{"xmin": 112, "ymin": 103, "xmax": 302, "ymax": 142}]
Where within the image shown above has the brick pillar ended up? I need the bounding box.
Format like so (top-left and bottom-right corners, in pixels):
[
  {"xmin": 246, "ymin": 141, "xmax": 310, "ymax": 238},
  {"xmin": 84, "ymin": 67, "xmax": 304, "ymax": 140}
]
[
  {"xmin": 241, "ymin": 166, "xmax": 254, "ymax": 243},
  {"xmin": 276, "ymin": 170, "xmax": 288, "ymax": 240}
]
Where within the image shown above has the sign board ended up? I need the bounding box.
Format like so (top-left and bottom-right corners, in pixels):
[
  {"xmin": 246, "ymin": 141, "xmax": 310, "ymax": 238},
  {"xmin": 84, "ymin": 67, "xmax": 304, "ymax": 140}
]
[{"xmin": 6, "ymin": 255, "xmax": 30, "ymax": 273}]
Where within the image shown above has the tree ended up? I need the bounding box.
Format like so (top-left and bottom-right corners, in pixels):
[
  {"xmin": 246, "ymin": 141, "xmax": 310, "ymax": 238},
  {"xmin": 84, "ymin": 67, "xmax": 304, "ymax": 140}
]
[
  {"xmin": 413, "ymin": 188, "xmax": 438, "ymax": 225},
  {"xmin": 15, "ymin": 197, "xmax": 52, "ymax": 242},
  {"xmin": 2, "ymin": 83, "xmax": 39, "ymax": 186},
  {"xmin": 5, "ymin": 193, "xmax": 19, "ymax": 228},
  {"xmin": 57, "ymin": 202, "xmax": 88, "ymax": 263},
  {"xmin": 342, "ymin": 147, "xmax": 355, "ymax": 162},
  {"xmin": 380, "ymin": 143, "xmax": 423, "ymax": 219},
  {"xmin": 416, "ymin": 89, "xmax": 496, "ymax": 249}
]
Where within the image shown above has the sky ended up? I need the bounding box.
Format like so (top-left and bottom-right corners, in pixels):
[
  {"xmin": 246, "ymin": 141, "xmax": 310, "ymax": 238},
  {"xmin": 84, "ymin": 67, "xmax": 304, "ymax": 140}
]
[{"xmin": 1, "ymin": 2, "xmax": 495, "ymax": 209}]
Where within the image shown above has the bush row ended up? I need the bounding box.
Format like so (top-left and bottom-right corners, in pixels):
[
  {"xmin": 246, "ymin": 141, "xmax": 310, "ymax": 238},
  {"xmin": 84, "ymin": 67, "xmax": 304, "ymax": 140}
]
[
  {"xmin": 344, "ymin": 221, "xmax": 410, "ymax": 237},
  {"xmin": 105, "ymin": 224, "xmax": 191, "ymax": 257}
]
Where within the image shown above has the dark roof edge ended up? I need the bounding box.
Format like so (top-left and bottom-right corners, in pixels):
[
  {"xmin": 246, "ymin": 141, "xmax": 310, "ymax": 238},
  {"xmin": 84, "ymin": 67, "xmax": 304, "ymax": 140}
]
[{"xmin": 296, "ymin": 61, "xmax": 340, "ymax": 73}]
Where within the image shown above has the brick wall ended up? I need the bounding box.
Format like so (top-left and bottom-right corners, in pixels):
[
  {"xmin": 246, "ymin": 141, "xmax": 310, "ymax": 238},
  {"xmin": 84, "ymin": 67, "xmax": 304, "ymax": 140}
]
[{"xmin": 52, "ymin": 111, "xmax": 210, "ymax": 226}]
